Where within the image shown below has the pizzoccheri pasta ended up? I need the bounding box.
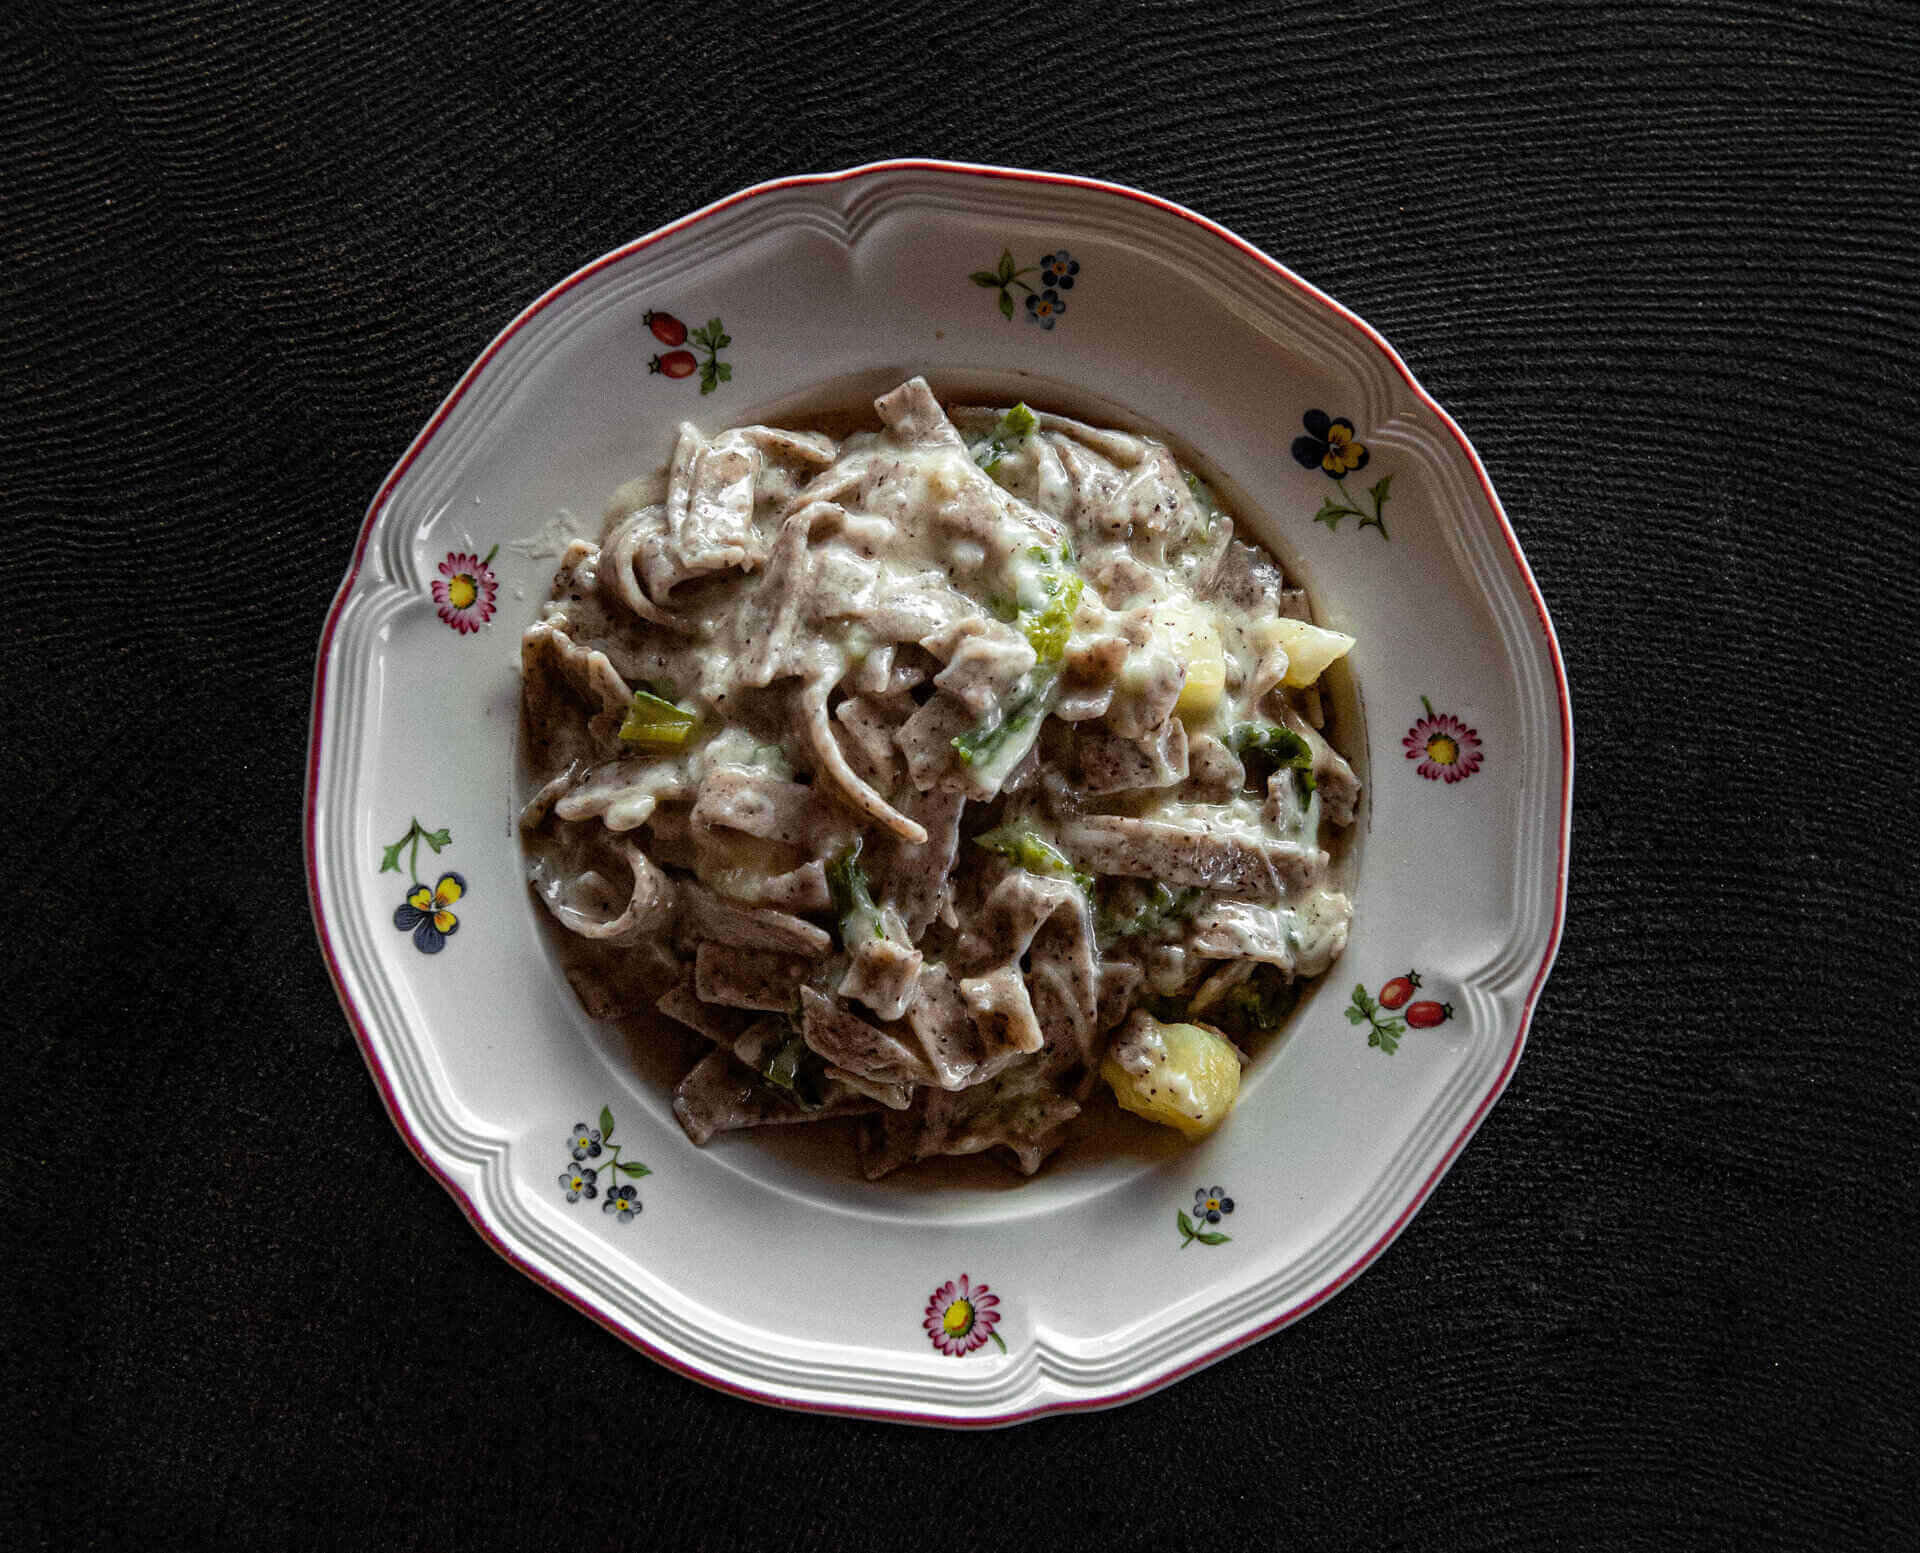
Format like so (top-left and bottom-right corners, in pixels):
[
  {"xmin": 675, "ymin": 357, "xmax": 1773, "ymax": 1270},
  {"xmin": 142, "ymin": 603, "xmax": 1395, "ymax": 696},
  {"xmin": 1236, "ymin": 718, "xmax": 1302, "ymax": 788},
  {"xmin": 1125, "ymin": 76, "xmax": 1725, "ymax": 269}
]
[{"xmin": 520, "ymin": 378, "xmax": 1359, "ymax": 1177}]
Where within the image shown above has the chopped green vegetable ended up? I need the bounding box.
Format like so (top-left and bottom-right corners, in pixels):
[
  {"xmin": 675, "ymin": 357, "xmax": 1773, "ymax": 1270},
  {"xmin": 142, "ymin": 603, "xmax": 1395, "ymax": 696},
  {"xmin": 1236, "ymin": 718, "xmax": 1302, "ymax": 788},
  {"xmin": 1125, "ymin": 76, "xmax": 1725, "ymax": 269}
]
[
  {"xmin": 1225, "ymin": 722, "xmax": 1313, "ymax": 764},
  {"xmin": 1021, "ymin": 573, "xmax": 1083, "ymax": 662},
  {"xmin": 973, "ymin": 822, "xmax": 1092, "ymax": 895},
  {"xmin": 826, "ymin": 838, "xmax": 886, "ymax": 946},
  {"xmin": 975, "ymin": 402, "xmax": 1039, "ymax": 473},
  {"xmin": 618, "ymin": 688, "xmax": 698, "ymax": 748},
  {"xmin": 759, "ymin": 1032, "xmax": 830, "ymax": 1110},
  {"xmin": 1210, "ymin": 965, "xmax": 1300, "ymax": 1042},
  {"xmin": 951, "ymin": 662, "xmax": 1060, "ymax": 769},
  {"xmin": 1096, "ymin": 882, "xmax": 1206, "ymax": 946},
  {"xmin": 1226, "ymin": 721, "xmax": 1314, "ymax": 792},
  {"xmin": 952, "ymin": 551, "xmax": 1082, "ymax": 769}
]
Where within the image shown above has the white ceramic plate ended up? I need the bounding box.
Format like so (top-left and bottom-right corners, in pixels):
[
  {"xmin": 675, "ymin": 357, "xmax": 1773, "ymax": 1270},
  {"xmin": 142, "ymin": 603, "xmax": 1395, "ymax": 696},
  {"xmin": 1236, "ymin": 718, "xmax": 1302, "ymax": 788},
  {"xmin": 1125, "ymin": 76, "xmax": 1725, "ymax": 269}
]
[{"xmin": 307, "ymin": 160, "xmax": 1571, "ymax": 1426}]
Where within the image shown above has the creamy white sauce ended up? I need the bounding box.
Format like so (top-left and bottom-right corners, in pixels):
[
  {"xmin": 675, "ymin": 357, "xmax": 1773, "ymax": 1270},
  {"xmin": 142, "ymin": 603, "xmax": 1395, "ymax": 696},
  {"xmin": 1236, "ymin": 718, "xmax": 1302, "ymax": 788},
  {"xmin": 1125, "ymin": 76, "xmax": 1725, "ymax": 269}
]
[{"xmin": 519, "ymin": 379, "xmax": 1361, "ymax": 1177}]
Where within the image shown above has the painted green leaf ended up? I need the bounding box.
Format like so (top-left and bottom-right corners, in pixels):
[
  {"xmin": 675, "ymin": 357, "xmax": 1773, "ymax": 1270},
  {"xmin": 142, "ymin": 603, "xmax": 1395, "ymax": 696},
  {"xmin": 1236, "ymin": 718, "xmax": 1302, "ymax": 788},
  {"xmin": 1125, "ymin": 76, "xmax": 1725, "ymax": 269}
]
[
  {"xmin": 1346, "ymin": 1006, "xmax": 1368, "ymax": 1025},
  {"xmin": 598, "ymin": 1105, "xmax": 615, "ymax": 1140},
  {"xmin": 970, "ymin": 271, "xmax": 1002, "ymax": 287},
  {"xmin": 422, "ymin": 827, "xmax": 451, "ymax": 853},
  {"xmin": 1177, "ymin": 1209, "xmax": 1196, "ymax": 1238},
  {"xmin": 616, "ymin": 1160, "xmax": 650, "ymax": 1178},
  {"xmin": 379, "ymin": 839, "xmax": 407, "ymax": 874},
  {"xmin": 1196, "ymin": 1232, "xmax": 1232, "ymax": 1246},
  {"xmin": 1370, "ymin": 473, "xmax": 1394, "ymax": 506},
  {"xmin": 998, "ymin": 291, "xmax": 1014, "ymax": 321},
  {"xmin": 998, "ymin": 249, "xmax": 1016, "ymax": 282}
]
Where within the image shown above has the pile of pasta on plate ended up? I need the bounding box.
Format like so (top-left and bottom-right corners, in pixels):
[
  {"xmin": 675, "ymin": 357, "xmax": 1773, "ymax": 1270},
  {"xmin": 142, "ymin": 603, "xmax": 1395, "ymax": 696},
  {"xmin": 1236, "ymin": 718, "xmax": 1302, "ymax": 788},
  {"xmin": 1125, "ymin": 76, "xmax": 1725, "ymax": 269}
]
[{"xmin": 521, "ymin": 377, "xmax": 1358, "ymax": 1178}]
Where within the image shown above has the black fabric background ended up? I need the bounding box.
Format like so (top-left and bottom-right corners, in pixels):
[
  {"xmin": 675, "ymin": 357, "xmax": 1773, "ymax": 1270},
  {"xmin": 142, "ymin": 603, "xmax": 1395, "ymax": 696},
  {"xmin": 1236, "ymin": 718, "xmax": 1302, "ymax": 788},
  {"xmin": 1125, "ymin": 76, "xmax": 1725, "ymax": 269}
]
[{"xmin": 8, "ymin": 1, "xmax": 1918, "ymax": 1547}]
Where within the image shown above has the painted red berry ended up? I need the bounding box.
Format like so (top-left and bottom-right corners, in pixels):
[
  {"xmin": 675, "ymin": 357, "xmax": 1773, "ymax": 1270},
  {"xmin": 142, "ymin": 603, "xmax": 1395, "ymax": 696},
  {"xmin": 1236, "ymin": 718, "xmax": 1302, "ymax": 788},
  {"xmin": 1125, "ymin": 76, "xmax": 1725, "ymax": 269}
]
[
  {"xmin": 1378, "ymin": 971, "xmax": 1421, "ymax": 1010},
  {"xmin": 650, "ymin": 350, "xmax": 697, "ymax": 379},
  {"xmin": 645, "ymin": 310, "xmax": 687, "ymax": 347},
  {"xmin": 1405, "ymin": 1000, "xmax": 1453, "ymax": 1029}
]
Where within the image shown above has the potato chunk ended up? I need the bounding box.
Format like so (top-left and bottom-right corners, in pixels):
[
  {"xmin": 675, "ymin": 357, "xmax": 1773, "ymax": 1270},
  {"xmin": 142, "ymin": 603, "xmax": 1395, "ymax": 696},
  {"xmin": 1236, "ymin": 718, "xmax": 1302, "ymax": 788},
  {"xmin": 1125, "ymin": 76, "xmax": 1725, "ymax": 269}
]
[
  {"xmin": 1255, "ymin": 617, "xmax": 1355, "ymax": 687},
  {"xmin": 1150, "ymin": 602, "xmax": 1226, "ymax": 719},
  {"xmin": 1101, "ymin": 1016, "xmax": 1243, "ymax": 1138}
]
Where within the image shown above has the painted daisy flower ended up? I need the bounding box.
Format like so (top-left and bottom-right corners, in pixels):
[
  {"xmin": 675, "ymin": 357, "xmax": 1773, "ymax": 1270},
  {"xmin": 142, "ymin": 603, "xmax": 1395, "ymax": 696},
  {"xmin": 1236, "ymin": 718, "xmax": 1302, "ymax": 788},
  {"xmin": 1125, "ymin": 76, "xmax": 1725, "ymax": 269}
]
[
  {"xmin": 924, "ymin": 1273, "xmax": 1005, "ymax": 1356},
  {"xmin": 1024, "ymin": 289, "xmax": 1067, "ymax": 330},
  {"xmin": 1290, "ymin": 410, "xmax": 1370, "ymax": 478},
  {"xmin": 602, "ymin": 1184, "xmax": 641, "ymax": 1223},
  {"xmin": 558, "ymin": 1164, "xmax": 598, "ymax": 1203},
  {"xmin": 1404, "ymin": 697, "xmax": 1484, "ymax": 784},
  {"xmin": 1194, "ymin": 1186, "xmax": 1235, "ymax": 1225},
  {"xmin": 392, "ymin": 871, "xmax": 465, "ymax": 953},
  {"xmin": 567, "ymin": 1123, "xmax": 603, "ymax": 1162},
  {"xmin": 433, "ymin": 547, "xmax": 498, "ymax": 634}
]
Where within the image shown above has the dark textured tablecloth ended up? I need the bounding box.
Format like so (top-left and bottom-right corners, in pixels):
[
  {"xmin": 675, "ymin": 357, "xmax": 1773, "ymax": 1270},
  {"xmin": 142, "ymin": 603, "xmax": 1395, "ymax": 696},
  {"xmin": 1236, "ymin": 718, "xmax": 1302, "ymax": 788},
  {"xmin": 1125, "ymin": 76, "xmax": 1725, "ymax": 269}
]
[{"xmin": 10, "ymin": 1, "xmax": 1918, "ymax": 1546}]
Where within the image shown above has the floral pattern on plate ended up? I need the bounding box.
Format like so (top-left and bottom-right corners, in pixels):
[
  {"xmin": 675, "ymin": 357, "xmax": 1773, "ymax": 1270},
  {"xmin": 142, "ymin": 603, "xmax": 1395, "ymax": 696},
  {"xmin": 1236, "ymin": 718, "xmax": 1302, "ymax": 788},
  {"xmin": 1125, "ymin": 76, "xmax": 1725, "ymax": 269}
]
[
  {"xmin": 380, "ymin": 818, "xmax": 464, "ymax": 954},
  {"xmin": 433, "ymin": 547, "xmax": 498, "ymax": 633},
  {"xmin": 1347, "ymin": 971, "xmax": 1455, "ymax": 1054},
  {"xmin": 970, "ymin": 247, "xmax": 1080, "ymax": 328},
  {"xmin": 1178, "ymin": 1187, "xmax": 1235, "ymax": 1248},
  {"xmin": 924, "ymin": 1274, "xmax": 1006, "ymax": 1356},
  {"xmin": 1405, "ymin": 697, "xmax": 1484, "ymax": 783},
  {"xmin": 1293, "ymin": 410, "xmax": 1394, "ymax": 540},
  {"xmin": 558, "ymin": 1106, "xmax": 650, "ymax": 1219},
  {"xmin": 644, "ymin": 310, "xmax": 733, "ymax": 394}
]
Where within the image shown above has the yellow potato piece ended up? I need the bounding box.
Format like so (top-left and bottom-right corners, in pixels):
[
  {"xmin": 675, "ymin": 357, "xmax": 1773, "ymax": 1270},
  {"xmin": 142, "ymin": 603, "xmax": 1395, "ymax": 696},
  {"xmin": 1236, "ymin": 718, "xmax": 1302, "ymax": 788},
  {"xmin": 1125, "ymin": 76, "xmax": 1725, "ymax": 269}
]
[
  {"xmin": 1102, "ymin": 1020, "xmax": 1243, "ymax": 1138},
  {"xmin": 1258, "ymin": 617, "xmax": 1355, "ymax": 688},
  {"xmin": 1150, "ymin": 603, "xmax": 1226, "ymax": 719}
]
